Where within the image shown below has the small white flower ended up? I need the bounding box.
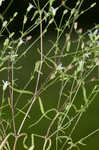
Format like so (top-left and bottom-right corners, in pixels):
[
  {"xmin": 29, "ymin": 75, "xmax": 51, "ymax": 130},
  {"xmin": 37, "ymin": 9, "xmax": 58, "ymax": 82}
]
[
  {"xmin": 88, "ymin": 31, "xmax": 92, "ymax": 37},
  {"xmin": 50, "ymin": 63, "xmax": 64, "ymax": 80},
  {"xmin": 2, "ymin": 80, "xmax": 9, "ymax": 91},
  {"xmin": 0, "ymin": 0, "xmax": 5, "ymax": 6},
  {"xmin": 88, "ymin": 29, "xmax": 99, "ymax": 37},
  {"xmin": 8, "ymin": 52, "xmax": 18, "ymax": 62},
  {"xmin": 11, "ymin": 54, "xmax": 18, "ymax": 62},
  {"xmin": 94, "ymin": 29, "xmax": 98, "ymax": 35},
  {"xmin": 88, "ymin": 29, "xmax": 99, "ymax": 45},
  {"xmin": 57, "ymin": 63, "xmax": 64, "ymax": 71},
  {"xmin": 78, "ymin": 60, "xmax": 84, "ymax": 71},
  {"xmin": 27, "ymin": 3, "xmax": 34, "ymax": 12},
  {"xmin": 17, "ymin": 38, "xmax": 24, "ymax": 48},
  {"xmin": 51, "ymin": 7, "xmax": 58, "ymax": 16},
  {"xmin": 85, "ymin": 53, "xmax": 91, "ymax": 58},
  {"xmin": 0, "ymin": 0, "xmax": 5, "ymax": 2}
]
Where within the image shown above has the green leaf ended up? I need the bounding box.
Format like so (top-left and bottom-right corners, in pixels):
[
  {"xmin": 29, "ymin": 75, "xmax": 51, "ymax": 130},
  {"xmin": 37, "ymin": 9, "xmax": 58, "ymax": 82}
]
[
  {"xmin": 0, "ymin": 67, "xmax": 7, "ymax": 72},
  {"xmin": 82, "ymin": 85, "xmax": 88, "ymax": 104},
  {"xmin": 31, "ymin": 134, "xmax": 34, "ymax": 148},
  {"xmin": 9, "ymin": 86, "xmax": 33, "ymax": 95},
  {"xmin": 39, "ymin": 97, "xmax": 45, "ymax": 114},
  {"xmin": 0, "ymin": 14, "xmax": 3, "ymax": 21},
  {"xmin": 39, "ymin": 97, "xmax": 50, "ymax": 120}
]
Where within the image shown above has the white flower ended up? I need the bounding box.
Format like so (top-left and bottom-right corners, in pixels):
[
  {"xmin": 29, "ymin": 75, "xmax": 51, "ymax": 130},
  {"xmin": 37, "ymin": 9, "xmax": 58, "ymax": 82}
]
[
  {"xmin": 78, "ymin": 60, "xmax": 84, "ymax": 71},
  {"xmin": 0, "ymin": 0, "xmax": 5, "ymax": 2},
  {"xmin": 88, "ymin": 29, "xmax": 99, "ymax": 37},
  {"xmin": 88, "ymin": 31, "xmax": 92, "ymax": 37},
  {"xmin": 2, "ymin": 80, "xmax": 9, "ymax": 91},
  {"xmin": 11, "ymin": 53, "xmax": 18, "ymax": 62},
  {"xmin": 8, "ymin": 52, "xmax": 18, "ymax": 62},
  {"xmin": 51, "ymin": 7, "xmax": 58, "ymax": 16},
  {"xmin": 85, "ymin": 53, "xmax": 91, "ymax": 58},
  {"xmin": 0, "ymin": 0, "xmax": 5, "ymax": 6},
  {"xmin": 88, "ymin": 29, "xmax": 99, "ymax": 45},
  {"xmin": 27, "ymin": 3, "xmax": 34, "ymax": 12},
  {"xmin": 17, "ymin": 38, "xmax": 24, "ymax": 48},
  {"xmin": 57, "ymin": 63, "xmax": 64, "ymax": 71},
  {"xmin": 94, "ymin": 29, "xmax": 98, "ymax": 35}
]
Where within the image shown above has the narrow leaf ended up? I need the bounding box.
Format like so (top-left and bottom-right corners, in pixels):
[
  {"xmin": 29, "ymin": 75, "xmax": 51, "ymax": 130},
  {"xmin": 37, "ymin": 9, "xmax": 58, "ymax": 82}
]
[
  {"xmin": 39, "ymin": 97, "xmax": 50, "ymax": 120},
  {"xmin": 9, "ymin": 86, "xmax": 33, "ymax": 95},
  {"xmin": 82, "ymin": 85, "xmax": 88, "ymax": 104}
]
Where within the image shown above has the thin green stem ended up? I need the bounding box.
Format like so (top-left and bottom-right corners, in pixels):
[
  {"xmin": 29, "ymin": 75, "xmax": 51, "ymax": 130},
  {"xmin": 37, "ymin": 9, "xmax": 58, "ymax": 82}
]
[
  {"xmin": 2, "ymin": 0, "xmax": 14, "ymax": 16},
  {"xmin": 17, "ymin": 6, "xmax": 44, "ymax": 135},
  {"xmin": 11, "ymin": 62, "xmax": 16, "ymax": 135}
]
